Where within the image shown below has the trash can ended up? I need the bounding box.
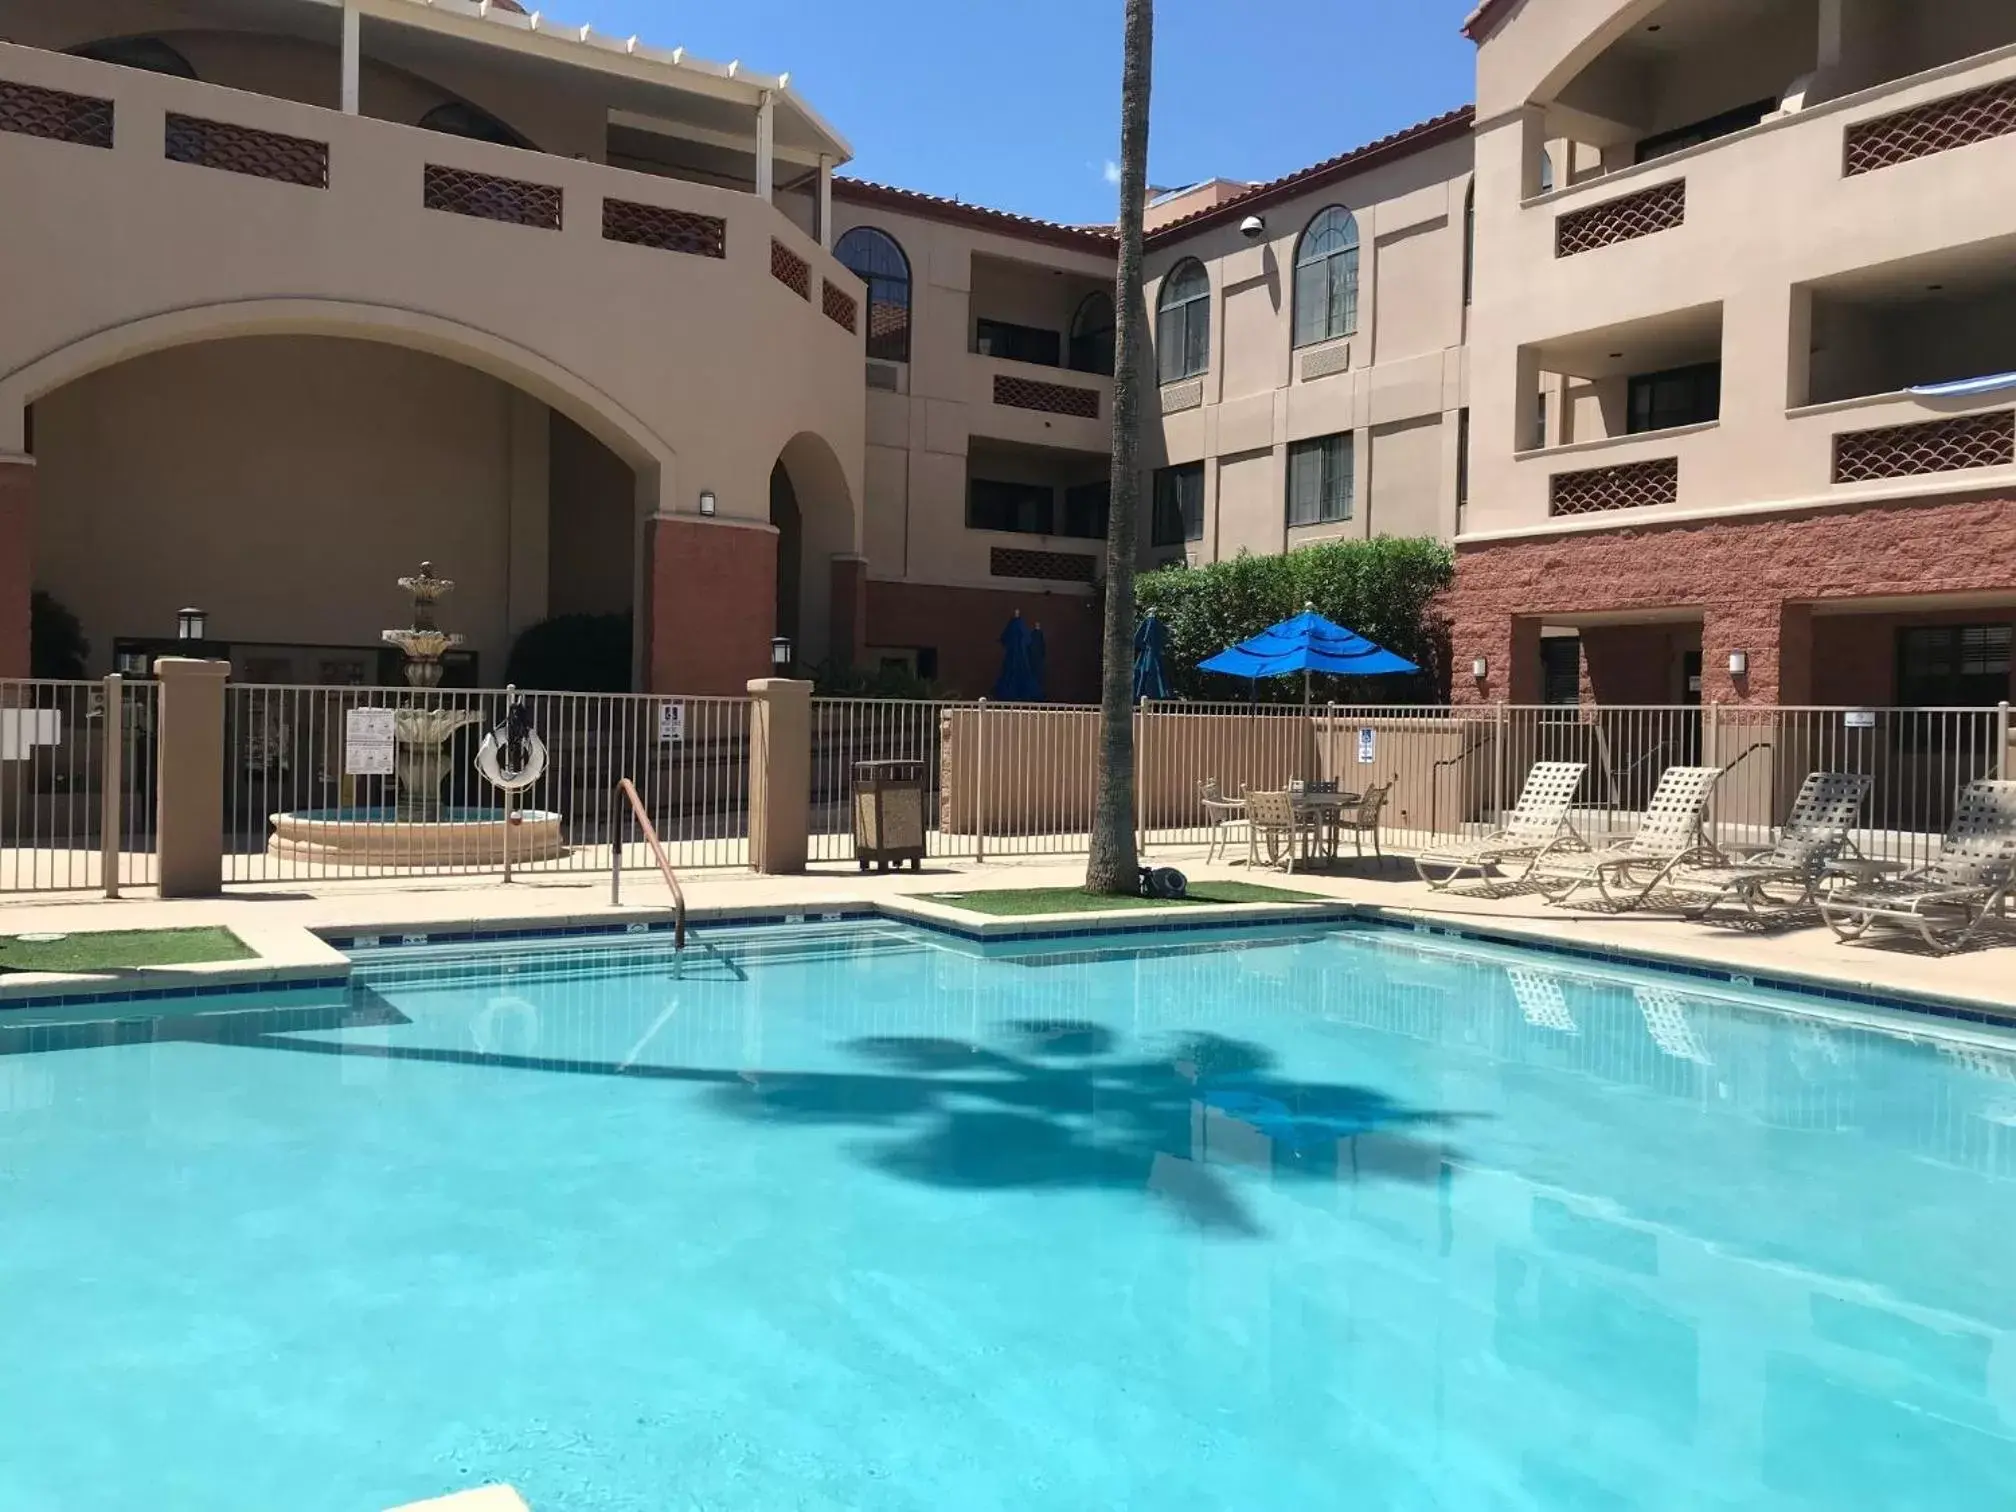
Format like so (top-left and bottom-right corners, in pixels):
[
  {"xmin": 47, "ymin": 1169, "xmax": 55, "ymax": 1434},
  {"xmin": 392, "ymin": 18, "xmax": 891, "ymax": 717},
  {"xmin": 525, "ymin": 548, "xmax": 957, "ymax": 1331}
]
[{"xmin": 852, "ymin": 759, "xmax": 926, "ymax": 872}]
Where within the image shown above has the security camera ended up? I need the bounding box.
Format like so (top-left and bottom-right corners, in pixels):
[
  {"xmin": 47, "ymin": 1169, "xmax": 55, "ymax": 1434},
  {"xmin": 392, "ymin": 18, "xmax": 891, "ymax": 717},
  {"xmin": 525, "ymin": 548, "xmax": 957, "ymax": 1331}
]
[{"xmin": 1238, "ymin": 214, "xmax": 1266, "ymax": 241}]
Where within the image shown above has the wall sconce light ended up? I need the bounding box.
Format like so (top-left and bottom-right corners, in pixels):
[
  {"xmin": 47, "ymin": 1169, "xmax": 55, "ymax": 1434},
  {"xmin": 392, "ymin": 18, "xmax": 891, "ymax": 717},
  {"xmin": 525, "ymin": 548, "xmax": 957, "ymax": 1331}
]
[
  {"xmin": 1728, "ymin": 650, "xmax": 1748, "ymax": 676},
  {"xmin": 1472, "ymin": 656, "xmax": 1489, "ymax": 680},
  {"xmin": 177, "ymin": 607, "xmax": 208, "ymax": 641},
  {"xmin": 698, "ymin": 489, "xmax": 717, "ymax": 517},
  {"xmin": 771, "ymin": 636, "xmax": 793, "ymax": 671}
]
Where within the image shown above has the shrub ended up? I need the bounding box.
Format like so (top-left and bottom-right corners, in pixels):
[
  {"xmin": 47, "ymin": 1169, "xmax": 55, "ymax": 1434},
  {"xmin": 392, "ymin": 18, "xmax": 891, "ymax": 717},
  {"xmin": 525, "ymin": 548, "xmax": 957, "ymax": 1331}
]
[
  {"xmin": 1136, "ymin": 538, "xmax": 1453, "ymax": 704},
  {"xmin": 504, "ymin": 613, "xmax": 633, "ymax": 692},
  {"xmin": 30, "ymin": 591, "xmax": 89, "ymax": 680},
  {"xmin": 812, "ymin": 658, "xmax": 943, "ymax": 700}
]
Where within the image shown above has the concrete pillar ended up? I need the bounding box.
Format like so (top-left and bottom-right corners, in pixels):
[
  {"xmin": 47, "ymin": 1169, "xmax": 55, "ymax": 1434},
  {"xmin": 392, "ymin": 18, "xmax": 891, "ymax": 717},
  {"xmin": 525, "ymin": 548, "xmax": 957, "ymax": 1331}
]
[
  {"xmin": 747, "ymin": 677, "xmax": 811, "ymax": 874},
  {"xmin": 828, "ymin": 553, "xmax": 868, "ymax": 672},
  {"xmin": 647, "ymin": 515, "xmax": 778, "ymax": 694},
  {"xmin": 816, "ymin": 155, "xmax": 834, "ymax": 250},
  {"xmin": 754, "ymin": 92, "xmax": 775, "ymax": 203},
  {"xmin": 153, "ymin": 657, "xmax": 228, "ymax": 898},
  {"xmin": 340, "ymin": 0, "xmax": 361, "ymax": 114},
  {"xmin": 0, "ymin": 455, "xmax": 33, "ymax": 679}
]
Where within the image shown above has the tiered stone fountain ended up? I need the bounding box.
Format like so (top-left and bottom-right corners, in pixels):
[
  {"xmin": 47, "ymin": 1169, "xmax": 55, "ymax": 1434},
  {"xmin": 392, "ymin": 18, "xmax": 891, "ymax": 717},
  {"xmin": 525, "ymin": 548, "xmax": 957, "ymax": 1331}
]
[{"xmin": 267, "ymin": 563, "xmax": 565, "ymax": 865}]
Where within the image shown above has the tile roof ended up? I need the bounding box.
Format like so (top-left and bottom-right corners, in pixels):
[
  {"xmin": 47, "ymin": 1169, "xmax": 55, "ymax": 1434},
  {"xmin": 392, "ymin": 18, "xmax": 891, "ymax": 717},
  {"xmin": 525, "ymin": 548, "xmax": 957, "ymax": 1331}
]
[
  {"xmin": 1461, "ymin": 0, "xmax": 1518, "ymax": 42},
  {"xmin": 831, "ymin": 178, "xmax": 1119, "ymax": 254},
  {"xmin": 1141, "ymin": 105, "xmax": 1475, "ymax": 244}
]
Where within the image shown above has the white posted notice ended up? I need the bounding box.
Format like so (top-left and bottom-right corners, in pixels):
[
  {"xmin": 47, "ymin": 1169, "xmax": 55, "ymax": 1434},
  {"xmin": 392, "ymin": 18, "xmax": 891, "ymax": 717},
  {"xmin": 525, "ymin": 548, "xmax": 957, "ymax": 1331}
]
[
  {"xmin": 344, "ymin": 707, "xmax": 397, "ymax": 776},
  {"xmin": 658, "ymin": 701, "xmax": 686, "ymax": 743}
]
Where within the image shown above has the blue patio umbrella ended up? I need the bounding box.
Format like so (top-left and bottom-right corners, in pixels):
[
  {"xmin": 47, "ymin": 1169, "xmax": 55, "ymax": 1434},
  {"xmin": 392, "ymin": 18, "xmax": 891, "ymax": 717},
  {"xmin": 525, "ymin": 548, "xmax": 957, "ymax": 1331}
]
[
  {"xmin": 991, "ymin": 612, "xmax": 1042, "ymax": 701},
  {"xmin": 1027, "ymin": 622, "xmax": 1049, "ymax": 702},
  {"xmin": 1133, "ymin": 611, "xmax": 1172, "ymax": 703},
  {"xmin": 1197, "ymin": 603, "xmax": 1417, "ymax": 706}
]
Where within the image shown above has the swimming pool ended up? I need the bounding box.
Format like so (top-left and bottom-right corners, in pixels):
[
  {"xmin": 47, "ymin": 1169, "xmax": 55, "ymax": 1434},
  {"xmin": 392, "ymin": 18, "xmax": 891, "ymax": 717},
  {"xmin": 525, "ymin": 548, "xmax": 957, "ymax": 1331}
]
[{"xmin": 3, "ymin": 917, "xmax": 2014, "ymax": 1510}]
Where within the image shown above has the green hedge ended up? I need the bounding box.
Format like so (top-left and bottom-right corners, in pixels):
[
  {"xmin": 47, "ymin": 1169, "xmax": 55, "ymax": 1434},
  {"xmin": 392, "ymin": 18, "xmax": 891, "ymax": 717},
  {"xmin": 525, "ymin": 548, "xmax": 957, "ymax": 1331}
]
[{"xmin": 1136, "ymin": 538, "xmax": 1453, "ymax": 704}]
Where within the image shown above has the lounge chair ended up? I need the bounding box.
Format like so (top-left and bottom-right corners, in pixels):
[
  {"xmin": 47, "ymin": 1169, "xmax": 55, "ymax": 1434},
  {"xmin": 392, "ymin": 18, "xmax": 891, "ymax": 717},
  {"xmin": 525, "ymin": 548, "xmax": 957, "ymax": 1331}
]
[
  {"xmin": 1667, "ymin": 771, "xmax": 1872, "ymax": 918},
  {"xmin": 1413, "ymin": 761, "xmax": 1589, "ymax": 890},
  {"xmin": 1819, "ymin": 780, "xmax": 2016, "ymax": 955},
  {"xmin": 1531, "ymin": 765, "xmax": 1723, "ymax": 909}
]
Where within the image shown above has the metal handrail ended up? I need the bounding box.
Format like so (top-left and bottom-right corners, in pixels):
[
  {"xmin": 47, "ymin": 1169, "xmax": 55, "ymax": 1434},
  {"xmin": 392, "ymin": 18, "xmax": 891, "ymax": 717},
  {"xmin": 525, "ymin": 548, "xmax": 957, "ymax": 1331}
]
[
  {"xmin": 612, "ymin": 777, "xmax": 687, "ymax": 949},
  {"xmin": 1429, "ymin": 726, "xmax": 1495, "ymax": 836}
]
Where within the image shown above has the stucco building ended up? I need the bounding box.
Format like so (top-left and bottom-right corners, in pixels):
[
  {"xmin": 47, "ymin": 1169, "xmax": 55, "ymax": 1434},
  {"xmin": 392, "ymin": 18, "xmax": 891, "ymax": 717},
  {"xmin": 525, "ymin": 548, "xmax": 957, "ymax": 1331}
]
[{"xmin": 4, "ymin": 0, "xmax": 2012, "ymax": 707}]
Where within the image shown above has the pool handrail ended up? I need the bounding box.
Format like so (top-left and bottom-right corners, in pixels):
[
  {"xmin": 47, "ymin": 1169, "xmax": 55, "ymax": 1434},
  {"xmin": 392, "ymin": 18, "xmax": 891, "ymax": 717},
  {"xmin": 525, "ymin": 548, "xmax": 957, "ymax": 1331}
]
[{"xmin": 612, "ymin": 777, "xmax": 687, "ymax": 950}]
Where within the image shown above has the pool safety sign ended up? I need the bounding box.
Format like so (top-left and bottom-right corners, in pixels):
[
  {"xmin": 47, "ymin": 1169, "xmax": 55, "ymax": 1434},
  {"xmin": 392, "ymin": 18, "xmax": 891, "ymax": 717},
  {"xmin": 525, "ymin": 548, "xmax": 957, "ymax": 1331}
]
[
  {"xmin": 0, "ymin": 708, "xmax": 60, "ymax": 762},
  {"xmin": 1356, "ymin": 727, "xmax": 1377, "ymax": 764},
  {"xmin": 658, "ymin": 701, "xmax": 686, "ymax": 742},
  {"xmin": 344, "ymin": 707, "xmax": 397, "ymax": 776}
]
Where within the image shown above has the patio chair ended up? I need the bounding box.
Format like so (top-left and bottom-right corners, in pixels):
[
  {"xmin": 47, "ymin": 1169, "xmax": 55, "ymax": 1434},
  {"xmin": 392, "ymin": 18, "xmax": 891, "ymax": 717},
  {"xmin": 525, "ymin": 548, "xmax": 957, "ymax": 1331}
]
[
  {"xmin": 1246, "ymin": 790, "xmax": 1317, "ymax": 874},
  {"xmin": 1331, "ymin": 779, "xmax": 1394, "ymax": 863},
  {"xmin": 1667, "ymin": 771, "xmax": 1872, "ymax": 919},
  {"xmin": 1531, "ymin": 765, "xmax": 1724, "ymax": 909},
  {"xmin": 1199, "ymin": 779, "xmax": 1248, "ymax": 864},
  {"xmin": 1413, "ymin": 761, "xmax": 1589, "ymax": 890},
  {"xmin": 1819, "ymin": 780, "xmax": 2016, "ymax": 955}
]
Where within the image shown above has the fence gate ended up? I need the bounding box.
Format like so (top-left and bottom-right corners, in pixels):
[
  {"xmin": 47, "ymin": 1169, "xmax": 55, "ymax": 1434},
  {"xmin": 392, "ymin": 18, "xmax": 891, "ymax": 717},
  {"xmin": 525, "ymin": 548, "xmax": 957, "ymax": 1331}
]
[{"xmin": 0, "ymin": 677, "xmax": 160, "ymax": 894}]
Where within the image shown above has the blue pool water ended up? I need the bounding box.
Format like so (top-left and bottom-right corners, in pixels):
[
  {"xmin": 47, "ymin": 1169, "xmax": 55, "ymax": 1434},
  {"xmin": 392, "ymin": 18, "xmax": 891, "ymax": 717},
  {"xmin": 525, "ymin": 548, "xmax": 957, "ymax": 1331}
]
[{"xmin": 3, "ymin": 919, "xmax": 2015, "ymax": 1510}]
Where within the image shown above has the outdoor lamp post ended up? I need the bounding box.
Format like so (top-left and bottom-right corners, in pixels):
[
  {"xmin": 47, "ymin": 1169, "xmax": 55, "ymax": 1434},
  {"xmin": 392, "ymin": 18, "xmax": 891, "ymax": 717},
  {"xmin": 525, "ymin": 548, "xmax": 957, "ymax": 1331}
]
[
  {"xmin": 771, "ymin": 636, "xmax": 793, "ymax": 675},
  {"xmin": 177, "ymin": 607, "xmax": 207, "ymax": 642}
]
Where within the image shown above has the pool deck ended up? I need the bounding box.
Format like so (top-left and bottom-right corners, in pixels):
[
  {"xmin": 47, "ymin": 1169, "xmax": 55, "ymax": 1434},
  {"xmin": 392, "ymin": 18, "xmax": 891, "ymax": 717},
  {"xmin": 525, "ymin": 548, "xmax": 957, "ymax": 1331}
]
[{"xmin": 1, "ymin": 849, "xmax": 2012, "ymax": 1023}]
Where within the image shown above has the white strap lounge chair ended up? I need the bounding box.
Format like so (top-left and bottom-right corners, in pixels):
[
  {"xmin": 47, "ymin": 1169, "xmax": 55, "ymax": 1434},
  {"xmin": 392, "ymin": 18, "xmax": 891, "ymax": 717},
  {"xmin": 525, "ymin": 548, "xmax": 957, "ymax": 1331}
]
[
  {"xmin": 1413, "ymin": 761, "xmax": 1589, "ymax": 889},
  {"xmin": 1532, "ymin": 765, "xmax": 1724, "ymax": 909},
  {"xmin": 1668, "ymin": 771, "xmax": 1872, "ymax": 918},
  {"xmin": 1819, "ymin": 780, "xmax": 2016, "ymax": 955}
]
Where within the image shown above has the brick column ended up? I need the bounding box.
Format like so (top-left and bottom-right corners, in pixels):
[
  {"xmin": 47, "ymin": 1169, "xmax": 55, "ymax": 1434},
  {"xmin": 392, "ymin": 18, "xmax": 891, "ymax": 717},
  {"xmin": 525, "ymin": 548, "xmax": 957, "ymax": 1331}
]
[
  {"xmin": 828, "ymin": 554, "xmax": 868, "ymax": 673},
  {"xmin": 1449, "ymin": 576, "xmax": 1540, "ymax": 706},
  {"xmin": 746, "ymin": 677, "xmax": 811, "ymax": 874},
  {"xmin": 1702, "ymin": 600, "xmax": 1810, "ymax": 705},
  {"xmin": 646, "ymin": 517, "xmax": 777, "ymax": 695},
  {"xmin": 154, "ymin": 657, "xmax": 228, "ymax": 898},
  {"xmin": 0, "ymin": 457, "xmax": 34, "ymax": 678}
]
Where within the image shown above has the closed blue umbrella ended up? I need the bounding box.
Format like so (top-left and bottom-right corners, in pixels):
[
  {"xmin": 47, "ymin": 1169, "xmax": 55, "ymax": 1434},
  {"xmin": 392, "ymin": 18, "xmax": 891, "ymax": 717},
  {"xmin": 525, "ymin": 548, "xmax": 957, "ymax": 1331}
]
[
  {"xmin": 1133, "ymin": 611, "xmax": 1172, "ymax": 702},
  {"xmin": 1027, "ymin": 623, "xmax": 1048, "ymax": 702},
  {"xmin": 991, "ymin": 613, "xmax": 1041, "ymax": 701}
]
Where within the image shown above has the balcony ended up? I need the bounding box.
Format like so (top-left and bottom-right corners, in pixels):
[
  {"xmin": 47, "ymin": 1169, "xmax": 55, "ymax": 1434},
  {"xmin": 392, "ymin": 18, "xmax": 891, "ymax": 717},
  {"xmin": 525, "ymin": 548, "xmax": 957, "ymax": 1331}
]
[
  {"xmin": 0, "ymin": 42, "xmax": 862, "ymax": 505},
  {"xmin": 964, "ymin": 354, "xmax": 1110, "ymax": 451},
  {"xmin": 1491, "ymin": 44, "xmax": 2016, "ymax": 344}
]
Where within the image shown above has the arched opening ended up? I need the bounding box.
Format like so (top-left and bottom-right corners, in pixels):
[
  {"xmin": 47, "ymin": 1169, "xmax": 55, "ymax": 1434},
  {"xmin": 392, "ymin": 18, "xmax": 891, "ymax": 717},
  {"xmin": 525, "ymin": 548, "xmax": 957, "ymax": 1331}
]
[
  {"xmin": 1156, "ymin": 259, "xmax": 1210, "ymax": 383},
  {"xmin": 66, "ymin": 37, "xmax": 198, "ymax": 79},
  {"xmin": 834, "ymin": 227, "xmax": 912, "ymax": 364},
  {"xmin": 1069, "ymin": 289, "xmax": 1116, "ymax": 376},
  {"xmin": 418, "ymin": 100, "xmax": 534, "ymax": 152},
  {"xmin": 24, "ymin": 334, "xmax": 640, "ymax": 689},
  {"xmin": 1293, "ymin": 206, "xmax": 1359, "ymax": 348},
  {"xmin": 769, "ymin": 431, "xmax": 858, "ymax": 672}
]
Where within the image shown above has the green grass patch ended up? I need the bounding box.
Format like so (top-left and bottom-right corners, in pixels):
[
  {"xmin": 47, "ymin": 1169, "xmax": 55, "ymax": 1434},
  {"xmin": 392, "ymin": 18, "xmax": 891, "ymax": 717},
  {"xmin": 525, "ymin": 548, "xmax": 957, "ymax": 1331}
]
[
  {"xmin": 0, "ymin": 927, "xmax": 253, "ymax": 974},
  {"xmin": 913, "ymin": 881, "xmax": 1326, "ymax": 917}
]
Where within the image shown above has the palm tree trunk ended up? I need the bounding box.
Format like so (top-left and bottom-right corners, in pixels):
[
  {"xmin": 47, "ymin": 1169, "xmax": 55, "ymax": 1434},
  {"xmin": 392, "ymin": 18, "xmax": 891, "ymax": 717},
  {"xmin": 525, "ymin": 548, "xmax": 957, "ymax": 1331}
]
[{"xmin": 1085, "ymin": 0, "xmax": 1154, "ymax": 894}]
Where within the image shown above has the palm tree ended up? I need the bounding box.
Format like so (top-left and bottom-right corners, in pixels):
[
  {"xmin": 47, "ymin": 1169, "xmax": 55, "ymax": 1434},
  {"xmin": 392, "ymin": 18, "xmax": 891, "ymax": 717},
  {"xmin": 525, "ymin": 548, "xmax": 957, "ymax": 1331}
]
[{"xmin": 1085, "ymin": 0, "xmax": 1154, "ymax": 895}]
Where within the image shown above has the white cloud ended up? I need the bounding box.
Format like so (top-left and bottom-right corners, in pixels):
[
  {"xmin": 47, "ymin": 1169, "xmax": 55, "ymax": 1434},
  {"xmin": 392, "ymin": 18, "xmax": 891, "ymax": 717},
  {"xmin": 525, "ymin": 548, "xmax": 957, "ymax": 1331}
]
[{"xmin": 1102, "ymin": 160, "xmax": 1122, "ymax": 186}]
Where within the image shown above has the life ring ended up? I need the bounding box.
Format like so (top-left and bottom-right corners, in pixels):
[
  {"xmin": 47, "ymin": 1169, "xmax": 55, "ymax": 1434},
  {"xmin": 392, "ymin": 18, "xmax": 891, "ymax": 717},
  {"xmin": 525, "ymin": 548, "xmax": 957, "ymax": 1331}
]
[{"xmin": 475, "ymin": 723, "xmax": 547, "ymax": 792}]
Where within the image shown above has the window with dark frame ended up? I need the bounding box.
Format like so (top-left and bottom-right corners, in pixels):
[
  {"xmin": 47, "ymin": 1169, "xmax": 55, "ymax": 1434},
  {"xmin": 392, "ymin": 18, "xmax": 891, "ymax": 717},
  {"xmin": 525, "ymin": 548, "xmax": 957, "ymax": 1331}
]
[
  {"xmin": 967, "ymin": 478, "xmax": 1055, "ymax": 536},
  {"xmin": 1156, "ymin": 261, "xmax": 1211, "ymax": 383},
  {"xmin": 1456, "ymin": 407, "xmax": 1470, "ymax": 517},
  {"xmin": 1635, "ymin": 99, "xmax": 1776, "ymax": 164},
  {"xmin": 1069, "ymin": 291, "xmax": 1116, "ymax": 376},
  {"xmin": 1540, "ymin": 637, "xmax": 1582, "ymax": 706},
  {"xmin": 1626, "ymin": 362, "xmax": 1721, "ymax": 434},
  {"xmin": 974, "ymin": 319, "xmax": 1062, "ymax": 368},
  {"xmin": 1286, "ymin": 433, "xmax": 1353, "ymax": 527},
  {"xmin": 1896, "ymin": 624, "xmax": 2014, "ymax": 708},
  {"xmin": 1151, "ymin": 464, "xmax": 1204, "ymax": 546},
  {"xmin": 1061, "ymin": 481, "xmax": 1110, "ymax": 540},
  {"xmin": 834, "ymin": 226, "xmax": 913, "ymax": 364},
  {"xmin": 1293, "ymin": 206, "xmax": 1360, "ymax": 348}
]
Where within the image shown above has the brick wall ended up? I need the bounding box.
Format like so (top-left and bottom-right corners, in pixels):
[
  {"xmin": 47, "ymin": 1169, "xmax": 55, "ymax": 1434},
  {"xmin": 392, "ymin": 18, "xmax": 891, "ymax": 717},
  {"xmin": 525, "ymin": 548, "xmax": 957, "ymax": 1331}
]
[
  {"xmin": 866, "ymin": 580, "xmax": 1100, "ymax": 701},
  {"xmin": 0, "ymin": 460, "xmax": 32, "ymax": 678},
  {"xmin": 647, "ymin": 517, "xmax": 777, "ymax": 695},
  {"xmin": 1452, "ymin": 494, "xmax": 2016, "ymax": 705}
]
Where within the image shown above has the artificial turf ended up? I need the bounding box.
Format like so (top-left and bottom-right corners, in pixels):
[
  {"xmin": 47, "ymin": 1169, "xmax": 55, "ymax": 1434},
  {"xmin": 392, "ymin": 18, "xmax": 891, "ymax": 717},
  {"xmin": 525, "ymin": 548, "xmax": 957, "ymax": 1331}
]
[{"xmin": 0, "ymin": 927, "xmax": 253, "ymax": 974}]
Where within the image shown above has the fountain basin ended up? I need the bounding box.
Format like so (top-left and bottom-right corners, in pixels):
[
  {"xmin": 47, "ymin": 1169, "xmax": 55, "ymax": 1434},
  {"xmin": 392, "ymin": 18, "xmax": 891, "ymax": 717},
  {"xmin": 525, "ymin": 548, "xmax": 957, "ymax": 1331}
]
[{"xmin": 268, "ymin": 807, "xmax": 565, "ymax": 866}]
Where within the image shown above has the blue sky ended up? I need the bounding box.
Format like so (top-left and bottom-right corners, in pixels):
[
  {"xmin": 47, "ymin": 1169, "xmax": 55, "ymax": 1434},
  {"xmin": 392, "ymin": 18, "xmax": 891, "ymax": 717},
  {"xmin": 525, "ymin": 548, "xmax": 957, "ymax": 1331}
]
[{"xmin": 581, "ymin": 1, "xmax": 1479, "ymax": 224}]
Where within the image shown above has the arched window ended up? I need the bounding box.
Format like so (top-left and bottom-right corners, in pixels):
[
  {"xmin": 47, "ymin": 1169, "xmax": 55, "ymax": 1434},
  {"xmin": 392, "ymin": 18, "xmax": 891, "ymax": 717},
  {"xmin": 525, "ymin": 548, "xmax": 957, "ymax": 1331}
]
[
  {"xmin": 68, "ymin": 37, "xmax": 197, "ymax": 79},
  {"xmin": 1294, "ymin": 207, "xmax": 1359, "ymax": 348},
  {"xmin": 418, "ymin": 101, "xmax": 532, "ymax": 150},
  {"xmin": 1156, "ymin": 260, "xmax": 1210, "ymax": 383},
  {"xmin": 1538, "ymin": 149, "xmax": 1556, "ymax": 194},
  {"xmin": 1069, "ymin": 290, "xmax": 1115, "ymax": 376},
  {"xmin": 835, "ymin": 226, "xmax": 912, "ymax": 363}
]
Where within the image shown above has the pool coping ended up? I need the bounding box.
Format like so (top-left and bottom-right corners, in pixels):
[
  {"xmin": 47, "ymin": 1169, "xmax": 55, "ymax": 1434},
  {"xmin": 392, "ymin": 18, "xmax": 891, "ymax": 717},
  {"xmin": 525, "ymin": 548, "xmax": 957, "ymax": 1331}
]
[{"xmin": 6, "ymin": 893, "xmax": 2013, "ymax": 1033}]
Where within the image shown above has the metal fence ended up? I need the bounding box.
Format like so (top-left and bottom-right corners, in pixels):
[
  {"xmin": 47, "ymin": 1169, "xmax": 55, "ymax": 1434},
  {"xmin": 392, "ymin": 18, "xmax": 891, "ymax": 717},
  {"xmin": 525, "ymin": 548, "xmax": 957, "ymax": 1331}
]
[
  {"xmin": 222, "ymin": 685, "xmax": 750, "ymax": 885},
  {"xmin": 0, "ymin": 677, "xmax": 159, "ymax": 894}
]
